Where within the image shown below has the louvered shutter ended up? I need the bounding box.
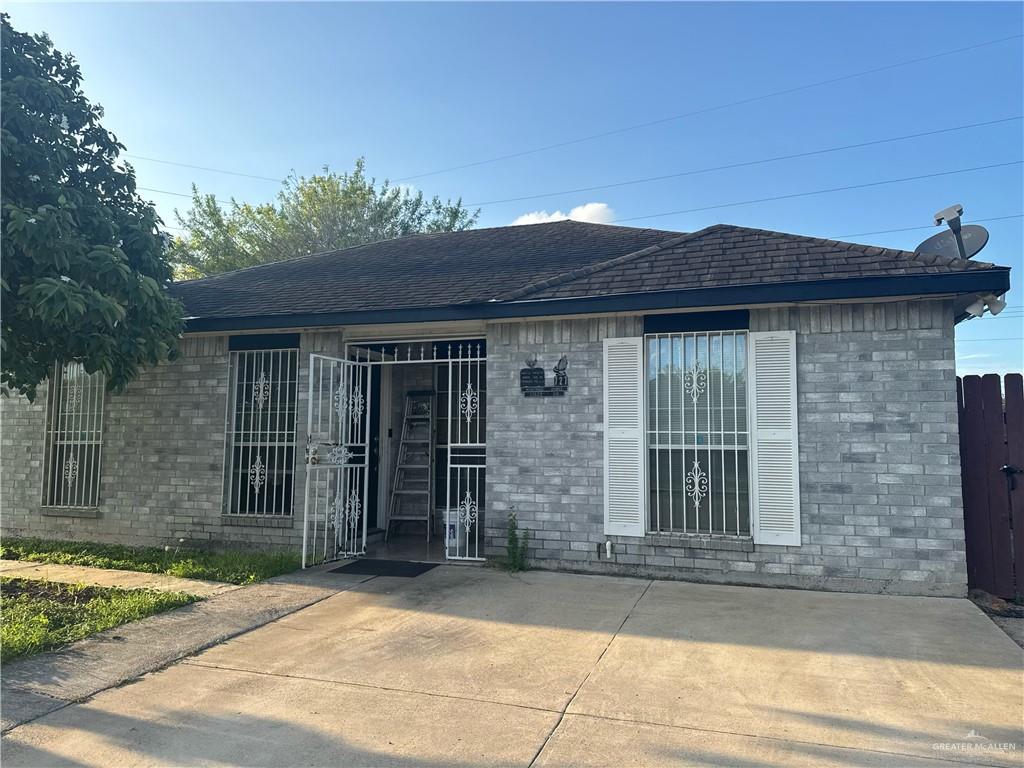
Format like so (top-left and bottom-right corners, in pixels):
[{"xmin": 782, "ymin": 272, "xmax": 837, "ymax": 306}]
[
  {"xmin": 749, "ymin": 330, "xmax": 801, "ymax": 546},
  {"xmin": 603, "ymin": 337, "xmax": 646, "ymax": 537}
]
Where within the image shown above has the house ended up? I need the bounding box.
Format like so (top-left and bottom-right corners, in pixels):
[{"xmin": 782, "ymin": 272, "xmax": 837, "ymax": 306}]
[{"xmin": 1, "ymin": 221, "xmax": 1011, "ymax": 596}]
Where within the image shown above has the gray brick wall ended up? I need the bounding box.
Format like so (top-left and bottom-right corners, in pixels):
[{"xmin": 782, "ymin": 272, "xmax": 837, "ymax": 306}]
[
  {"xmin": 3, "ymin": 300, "xmax": 968, "ymax": 596},
  {"xmin": 484, "ymin": 316, "xmax": 638, "ymax": 566},
  {"xmin": 484, "ymin": 301, "xmax": 967, "ymax": 596},
  {"xmin": 0, "ymin": 333, "xmax": 341, "ymax": 551}
]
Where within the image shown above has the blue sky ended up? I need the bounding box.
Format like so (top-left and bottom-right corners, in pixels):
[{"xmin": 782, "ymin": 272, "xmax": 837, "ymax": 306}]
[{"xmin": 8, "ymin": 2, "xmax": 1023, "ymax": 374}]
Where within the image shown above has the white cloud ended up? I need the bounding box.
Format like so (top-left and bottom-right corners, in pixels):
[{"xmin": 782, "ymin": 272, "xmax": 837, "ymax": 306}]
[
  {"xmin": 512, "ymin": 202, "xmax": 615, "ymax": 226},
  {"xmin": 956, "ymin": 348, "xmax": 1024, "ymax": 376},
  {"xmin": 955, "ymin": 351, "xmax": 1023, "ymax": 377},
  {"xmin": 957, "ymin": 363, "xmax": 1024, "ymax": 377}
]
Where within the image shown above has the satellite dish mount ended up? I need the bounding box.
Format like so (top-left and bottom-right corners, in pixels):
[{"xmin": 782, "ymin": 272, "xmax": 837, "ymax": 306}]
[
  {"xmin": 914, "ymin": 203, "xmax": 989, "ymax": 261},
  {"xmin": 933, "ymin": 204, "xmax": 967, "ymax": 260}
]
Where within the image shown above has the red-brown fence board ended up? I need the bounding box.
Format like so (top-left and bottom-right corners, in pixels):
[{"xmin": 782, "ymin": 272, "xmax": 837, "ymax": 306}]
[
  {"xmin": 960, "ymin": 375, "xmax": 995, "ymax": 592},
  {"xmin": 957, "ymin": 373, "xmax": 1023, "ymax": 600},
  {"xmin": 1005, "ymin": 373, "xmax": 1024, "ymax": 590},
  {"xmin": 980, "ymin": 374, "xmax": 1014, "ymax": 598}
]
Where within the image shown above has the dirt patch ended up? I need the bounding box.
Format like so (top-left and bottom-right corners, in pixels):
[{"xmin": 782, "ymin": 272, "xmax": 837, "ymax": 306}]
[
  {"xmin": 969, "ymin": 590, "xmax": 1024, "ymax": 649},
  {"xmin": 970, "ymin": 589, "xmax": 1024, "ymax": 618},
  {"xmin": 1, "ymin": 579, "xmax": 107, "ymax": 606}
]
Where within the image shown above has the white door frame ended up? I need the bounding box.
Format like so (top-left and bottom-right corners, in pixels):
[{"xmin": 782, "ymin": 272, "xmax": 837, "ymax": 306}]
[
  {"xmin": 335, "ymin": 338, "xmax": 487, "ymax": 562},
  {"xmin": 376, "ymin": 364, "xmax": 393, "ymax": 534},
  {"xmin": 444, "ymin": 347, "xmax": 486, "ymax": 561}
]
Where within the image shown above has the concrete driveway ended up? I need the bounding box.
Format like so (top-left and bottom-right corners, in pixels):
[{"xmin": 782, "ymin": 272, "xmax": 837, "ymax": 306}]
[{"xmin": 3, "ymin": 567, "xmax": 1022, "ymax": 767}]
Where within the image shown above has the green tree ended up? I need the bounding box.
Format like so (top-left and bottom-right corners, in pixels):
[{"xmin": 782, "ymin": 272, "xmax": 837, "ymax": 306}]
[
  {"xmin": 170, "ymin": 159, "xmax": 479, "ymax": 278},
  {"xmin": 1, "ymin": 14, "xmax": 183, "ymax": 401}
]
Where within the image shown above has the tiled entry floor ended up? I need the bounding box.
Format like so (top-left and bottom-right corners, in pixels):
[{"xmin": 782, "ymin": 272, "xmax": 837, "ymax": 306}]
[{"xmin": 363, "ymin": 529, "xmax": 448, "ymax": 563}]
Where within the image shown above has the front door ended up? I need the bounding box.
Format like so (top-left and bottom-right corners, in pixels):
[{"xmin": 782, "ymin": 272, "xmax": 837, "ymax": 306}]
[{"xmin": 302, "ymin": 354, "xmax": 372, "ymax": 566}]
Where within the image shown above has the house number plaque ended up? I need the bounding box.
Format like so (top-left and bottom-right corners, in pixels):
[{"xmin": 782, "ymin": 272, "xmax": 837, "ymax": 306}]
[{"xmin": 520, "ymin": 356, "xmax": 568, "ymax": 397}]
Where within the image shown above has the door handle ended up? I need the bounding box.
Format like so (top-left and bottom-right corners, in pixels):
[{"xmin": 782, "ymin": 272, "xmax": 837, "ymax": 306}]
[{"xmin": 1000, "ymin": 465, "xmax": 1022, "ymax": 491}]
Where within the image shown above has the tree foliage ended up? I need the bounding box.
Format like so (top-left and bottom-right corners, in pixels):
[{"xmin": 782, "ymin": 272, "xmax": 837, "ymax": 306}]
[
  {"xmin": 1, "ymin": 14, "xmax": 183, "ymax": 400},
  {"xmin": 170, "ymin": 158, "xmax": 479, "ymax": 278}
]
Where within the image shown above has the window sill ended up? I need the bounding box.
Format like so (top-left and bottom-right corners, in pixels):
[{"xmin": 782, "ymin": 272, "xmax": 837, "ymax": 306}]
[
  {"xmin": 645, "ymin": 532, "xmax": 754, "ymax": 552},
  {"xmin": 41, "ymin": 506, "xmax": 100, "ymax": 519},
  {"xmin": 221, "ymin": 515, "xmax": 295, "ymax": 528}
]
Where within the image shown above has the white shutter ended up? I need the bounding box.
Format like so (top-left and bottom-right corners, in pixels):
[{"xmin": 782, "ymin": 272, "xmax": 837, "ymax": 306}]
[
  {"xmin": 603, "ymin": 337, "xmax": 646, "ymax": 537},
  {"xmin": 749, "ymin": 330, "xmax": 801, "ymax": 546}
]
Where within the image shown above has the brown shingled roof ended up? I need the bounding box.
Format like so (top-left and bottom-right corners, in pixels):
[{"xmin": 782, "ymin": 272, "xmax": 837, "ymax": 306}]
[
  {"xmin": 172, "ymin": 220, "xmax": 1008, "ymax": 330},
  {"xmin": 506, "ymin": 224, "xmax": 997, "ymax": 301}
]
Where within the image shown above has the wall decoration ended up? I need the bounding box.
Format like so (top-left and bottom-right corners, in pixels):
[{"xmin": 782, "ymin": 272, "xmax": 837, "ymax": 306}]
[{"xmin": 520, "ymin": 355, "xmax": 569, "ymax": 397}]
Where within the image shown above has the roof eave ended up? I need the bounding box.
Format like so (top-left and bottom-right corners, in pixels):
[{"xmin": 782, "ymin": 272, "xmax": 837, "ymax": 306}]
[{"xmin": 182, "ymin": 268, "xmax": 1011, "ymax": 333}]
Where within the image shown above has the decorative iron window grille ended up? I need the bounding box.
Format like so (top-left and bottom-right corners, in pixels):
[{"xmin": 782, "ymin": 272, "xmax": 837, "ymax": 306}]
[
  {"xmin": 42, "ymin": 363, "xmax": 105, "ymax": 508},
  {"xmin": 225, "ymin": 349, "xmax": 299, "ymax": 516},
  {"xmin": 646, "ymin": 331, "xmax": 751, "ymax": 536}
]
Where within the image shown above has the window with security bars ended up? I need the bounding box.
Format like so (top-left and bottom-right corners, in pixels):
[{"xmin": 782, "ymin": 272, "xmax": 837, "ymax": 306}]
[
  {"xmin": 225, "ymin": 349, "xmax": 299, "ymax": 515},
  {"xmin": 42, "ymin": 363, "xmax": 105, "ymax": 508},
  {"xmin": 646, "ymin": 331, "xmax": 750, "ymax": 536}
]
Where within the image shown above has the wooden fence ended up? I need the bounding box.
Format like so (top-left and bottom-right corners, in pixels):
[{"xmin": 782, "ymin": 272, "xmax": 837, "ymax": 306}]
[{"xmin": 957, "ymin": 373, "xmax": 1024, "ymax": 600}]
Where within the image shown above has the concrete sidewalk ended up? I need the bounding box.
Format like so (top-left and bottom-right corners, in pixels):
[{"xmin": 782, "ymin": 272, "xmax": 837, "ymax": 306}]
[
  {"xmin": 3, "ymin": 567, "xmax": 1021, "ymax": 767},
  {"xmin": 0, "ymin": 560, "xmax": 236, "ymax": 598},
  {"xmin": 1, "ymin": 567, "xmax": 373, "ymax": 733}
]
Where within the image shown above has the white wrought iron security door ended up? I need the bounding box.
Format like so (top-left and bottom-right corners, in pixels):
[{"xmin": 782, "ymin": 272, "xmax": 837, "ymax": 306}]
[
  {"xmin": 302, "ymin": 354, "xmax": 372, "ymax": 567},
  {"xmin": 445, "ymin": 344, "xmax": 486, "ymax": 561}
]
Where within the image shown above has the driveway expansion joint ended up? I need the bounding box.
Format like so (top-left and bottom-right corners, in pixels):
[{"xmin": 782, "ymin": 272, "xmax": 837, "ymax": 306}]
[
  {"xmin": 4, "ymin": 569, "xmax": 1020, "ymax": 767},
  {"xmin": 529, "ymin": 578, "xmax": 655, "ymax": 767},
  {"xmin": 181, "ymin": 659, "xmax": 564, "ymax": 716}
]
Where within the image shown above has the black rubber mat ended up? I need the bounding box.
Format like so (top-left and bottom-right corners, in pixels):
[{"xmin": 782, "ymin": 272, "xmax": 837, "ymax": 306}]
[{"xmin": 328, "ymin": 558, "xmax": 438, "ymax": 577}]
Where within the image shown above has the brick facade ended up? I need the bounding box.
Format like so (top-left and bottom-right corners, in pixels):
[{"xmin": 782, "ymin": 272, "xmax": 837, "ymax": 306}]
[
  {"xmin": 483, "ymin": 300, "xmax": 967, "ymax": 597},
  {"xmin": 2, "ymin": 335, "xmax": 306, "ymax": 551},
  {"xmin": 1, "ymin": 299, "xmax": 968, "ymax": 596}
]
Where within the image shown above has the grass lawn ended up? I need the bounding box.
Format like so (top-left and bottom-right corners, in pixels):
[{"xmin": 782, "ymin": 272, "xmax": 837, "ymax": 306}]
[
  {"xmin": 1, "ymin": 538, "xmax": 301, "ymax": 585},
  {"xmin": 1, "ymin": 578, "xmax": 197, "ymax": 663}
]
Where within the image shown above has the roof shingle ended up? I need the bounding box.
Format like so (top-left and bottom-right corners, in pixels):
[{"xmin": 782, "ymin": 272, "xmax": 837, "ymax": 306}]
[
  {"xmin": 172, "ymin": 220, "xmax": 678, "ymax": 320},
  {"xmin": 513, "ymin": 224, "xmax": 997, "ymax": 301},
  {"xmin": 171, "ymin": 220, "xmax": 1005, "ymax": 324}
]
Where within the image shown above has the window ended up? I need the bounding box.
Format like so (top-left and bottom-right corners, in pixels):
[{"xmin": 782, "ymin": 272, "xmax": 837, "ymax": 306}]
[
  {"xmin": 43, "ymin": 363, "xmax": 105, "ymax": 507},
  {"xmin": 646, "ymin": 331, "xmax": 750, "ymax": 536},
  {"xmin": 225, "ymin": 348, "xmax": 299, "ymax": 515}
]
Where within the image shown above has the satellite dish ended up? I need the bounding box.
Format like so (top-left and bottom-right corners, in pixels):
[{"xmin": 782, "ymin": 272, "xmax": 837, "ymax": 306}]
[{"xmin": 915, "ymin": 224, "xmax": 989, "ymax": 260}]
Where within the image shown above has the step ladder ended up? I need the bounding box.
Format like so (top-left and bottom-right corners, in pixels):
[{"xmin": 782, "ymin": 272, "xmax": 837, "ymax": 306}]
[{"xmin": 386, "ymin": 390, "xmax": 434, "ymax": 542}]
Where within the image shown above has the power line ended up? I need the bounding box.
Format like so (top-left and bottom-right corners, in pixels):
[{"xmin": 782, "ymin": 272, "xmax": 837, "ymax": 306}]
[
  {"xmin": 126, "ymin": 155, "xmax": 283, "ymax": 183},
  {"xmin": 466, "ymin": 117, "xmax": 1022, "ymax": 208},
  {"xmin": 139, "ymin": 121, "xmax": 1024, "ymax": 218},
  {"xmin": 832, "ymin": 214, "xmax": 1024, "ymax": 239},
  {"xmin": 611, "ymin": 161, "xmax": 1023, "ymax": 223},
  {"xmin": 116, "ymin": 35, "xmax": 1022, "ymax": 201},
  {"xmin": 396, "ymin": 33, "xmax": 1024, "ymax": 182},
  {"xmin": 160, "ymin": 213, "xmax": 1024, "ymax": 246},
  {"xmin": 138, "ymin": 186, "xmax": 234, "ymax": 206},
  {"xmin": 955, "ymin": 338, "xmax": 1024, "ymax": 342}
]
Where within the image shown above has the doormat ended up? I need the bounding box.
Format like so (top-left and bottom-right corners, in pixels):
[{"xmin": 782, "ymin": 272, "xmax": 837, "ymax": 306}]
[{"xmin": 329, "ymin": 559, "xmax": 439, "ymax": 577}]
